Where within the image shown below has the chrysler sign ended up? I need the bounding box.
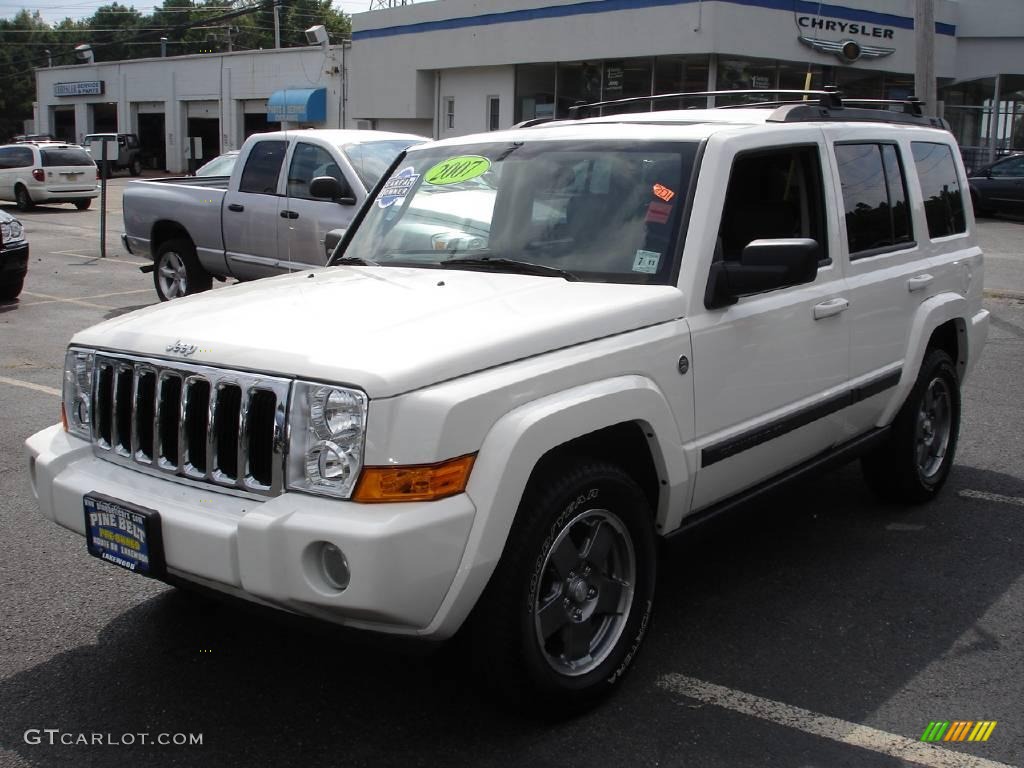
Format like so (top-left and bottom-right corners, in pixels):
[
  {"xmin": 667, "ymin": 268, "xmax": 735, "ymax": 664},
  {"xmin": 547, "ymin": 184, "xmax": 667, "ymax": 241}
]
[{"xmin": 54, "ymin": 81, "xmax": 105, "ymax": 97}]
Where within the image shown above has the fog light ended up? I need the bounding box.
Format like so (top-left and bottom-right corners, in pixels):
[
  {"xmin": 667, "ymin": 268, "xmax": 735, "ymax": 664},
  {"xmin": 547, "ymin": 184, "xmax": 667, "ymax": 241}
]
[{"xmin": 319, "ymin": 542, "xmax": 350, "ymax": 591}]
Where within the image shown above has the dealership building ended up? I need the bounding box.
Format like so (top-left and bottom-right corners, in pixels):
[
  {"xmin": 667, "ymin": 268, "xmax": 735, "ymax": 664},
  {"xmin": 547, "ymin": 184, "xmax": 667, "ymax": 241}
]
[{"xmin": 33, "ymin": 0, "xmax": 1024, "ymax": 172}]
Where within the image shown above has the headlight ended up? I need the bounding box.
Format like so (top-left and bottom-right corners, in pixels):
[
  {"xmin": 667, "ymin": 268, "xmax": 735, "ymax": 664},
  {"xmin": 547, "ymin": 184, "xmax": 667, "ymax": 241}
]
[
  {"xmin": 1, "ymin": 219, "xmax": 24, "ymax": 243},
  {"xmin": 431, "ymin": 231, "xmax": 486, "ymax": 252},
  {"xmin": 62, "ymin": 348, "xmax": 95, "ymax": 440},
  {"xmin": 287, "ymin": 382, "xmax": 367, "ymax": 498}
]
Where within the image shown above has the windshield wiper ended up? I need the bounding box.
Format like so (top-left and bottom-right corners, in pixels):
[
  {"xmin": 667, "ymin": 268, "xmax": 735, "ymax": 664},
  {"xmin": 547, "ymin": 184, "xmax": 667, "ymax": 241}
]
[
  {"xmin": 439, "ymin": 256, "xmax": 579, "ymax": 282},
  {"xmin": 332, "ymin": 255, "xmax": 380, "ymax": 267}
]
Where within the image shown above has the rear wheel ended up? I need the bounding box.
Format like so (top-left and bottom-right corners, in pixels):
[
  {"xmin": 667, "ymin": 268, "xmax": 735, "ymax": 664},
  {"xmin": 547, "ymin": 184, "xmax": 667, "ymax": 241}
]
[
  {"xmin": 74, "ymin": 199, "xmax": 92, "ymax": 211},
  {"xmin": 471, "ymin": 458, "xmax": 656, "ymax": 716},
  {"xmin": 0, "ymin": 275, "xmax": 25, "ymax": 300},
  {"xmin": 862, "ymin": 349, "xmax": 961, "ymax": 503},
  {"xmin": 14, "ymin": 185, "xmax": 33, "ymax": 212},
  {"xmin": 154, "ymin": 238, "xmax": 212, "ymax": 301}
]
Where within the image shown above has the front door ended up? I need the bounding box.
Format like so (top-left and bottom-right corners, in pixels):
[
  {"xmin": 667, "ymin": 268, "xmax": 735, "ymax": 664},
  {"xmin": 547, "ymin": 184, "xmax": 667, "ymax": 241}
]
[
  {"xmin": 222, "ymin": 139, "xmax": 287, "ymax": 280},
  {"xmin": 687, "ymin": 138, "xmax": 851, "ymax": 511},
  {"xmin": 277, "ymin": 141, "xmax": 359, "ymax": 269}
]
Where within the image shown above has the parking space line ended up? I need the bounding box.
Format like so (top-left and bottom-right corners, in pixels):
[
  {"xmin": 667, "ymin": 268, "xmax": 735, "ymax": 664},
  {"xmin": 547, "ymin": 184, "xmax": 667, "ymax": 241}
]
[
  {"xmin": 958, "ymin": 489, "xmax": 1024, "ymax": 508},
  {"xmin": 50, "ymin": 250, "xmax": 148, "ymax": 267},
  {"xmin": 657, "ymin": 674, "xmax": 1014, "ymax": 768},
  {"xmin": 22, "ymin": 288, "xmax": 152, "ymax": 307},
  {"xmin": 20, "ymin": 291, "xmax": 110, "ymax": 310},
  {"xmin": 0, "ymin": 375, "xmax": 61, "ymax": 397}
]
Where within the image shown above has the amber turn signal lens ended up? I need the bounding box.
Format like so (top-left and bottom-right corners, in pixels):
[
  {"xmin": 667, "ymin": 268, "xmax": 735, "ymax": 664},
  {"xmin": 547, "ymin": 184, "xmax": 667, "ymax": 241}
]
[
  {"xmin": 60, "ymin": 401, "xmax": 68, "ymax": 432},
  {"xmin": 353, "ymin": 454, "xmax": 476, "ymax": 503}
]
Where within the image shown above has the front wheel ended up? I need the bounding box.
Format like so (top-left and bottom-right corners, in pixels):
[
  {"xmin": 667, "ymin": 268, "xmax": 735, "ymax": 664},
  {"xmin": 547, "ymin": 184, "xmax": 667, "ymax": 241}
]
[
  {"xmin": 154, "ymin": 238, "xmax": 212, "ymax": 301},
  {"xmin": 130, "ymin": 159, "xmax": 142, "ymax": 177},
  {"xmin": 862, "ymin": 349, "xmax": 961, "ymax": 503},
  {"xmin": 471, "ymin": 458, "xmax": 656, "ymax": 715}
]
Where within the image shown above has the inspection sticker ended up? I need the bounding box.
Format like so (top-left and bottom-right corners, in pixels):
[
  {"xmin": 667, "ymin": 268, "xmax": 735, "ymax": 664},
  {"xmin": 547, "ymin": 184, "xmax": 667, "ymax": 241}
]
[
  {"xmin": 377, "ymin": 166, "xmax": 419, "ymax": 208},
  {"xmin": 425, "ymin": 155, "xmax": 491, "ymax": 185},
  {"xmin": 633, "ymin": 249, "xmax": 661, "ymax": 274}
]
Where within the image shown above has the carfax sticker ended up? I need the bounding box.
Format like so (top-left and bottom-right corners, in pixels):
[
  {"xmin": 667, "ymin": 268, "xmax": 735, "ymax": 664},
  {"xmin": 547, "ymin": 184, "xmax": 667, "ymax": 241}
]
[
  {"xmin": 377, "ymin": 166, "xmax": 419, "ymax": 208},
  {"xmin": 424, "ymin": 155, "xmax": 491, "ymax": 185},
  {"xmin": 632, "ymin": 249, "xmax": 661, "ymax": 274}
]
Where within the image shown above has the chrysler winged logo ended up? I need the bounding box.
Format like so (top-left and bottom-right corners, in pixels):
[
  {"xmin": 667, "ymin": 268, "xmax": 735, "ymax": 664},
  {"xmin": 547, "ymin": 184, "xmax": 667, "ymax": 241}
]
[
  {"xmin": 166, "ymin": 340, "xmax": 198, "ymax": 357},
  {"xmin": 799, "ymin": 36, "xmax": 894, "ymax": 63}
]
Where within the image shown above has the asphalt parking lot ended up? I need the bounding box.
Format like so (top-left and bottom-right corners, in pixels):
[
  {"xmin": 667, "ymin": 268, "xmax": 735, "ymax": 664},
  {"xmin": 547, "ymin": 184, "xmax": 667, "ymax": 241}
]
[{"xmin": 1, "ymin": 182, "xmax": 1023, "ymax": 768}]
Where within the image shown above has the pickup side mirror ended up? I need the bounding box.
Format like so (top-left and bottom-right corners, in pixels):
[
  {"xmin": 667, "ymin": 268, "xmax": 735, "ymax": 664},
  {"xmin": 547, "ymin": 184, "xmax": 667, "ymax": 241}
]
[
  {"xmin": 324, "ymin": 227, "xmax": 347, "ymax": 259},
  {"xmin": 704, "ymin": 238, "xmax": 820, "ymax": 309},
  {"xmin": 310, "ymin": 175, "xmax": 357, "ymax": 205}
]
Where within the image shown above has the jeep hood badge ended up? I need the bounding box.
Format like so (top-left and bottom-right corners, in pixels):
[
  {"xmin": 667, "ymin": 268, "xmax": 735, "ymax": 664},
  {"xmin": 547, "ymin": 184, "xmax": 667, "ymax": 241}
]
[{"xmin": 166, "ymin": 340, "xmax": 198, "ymax": 357}]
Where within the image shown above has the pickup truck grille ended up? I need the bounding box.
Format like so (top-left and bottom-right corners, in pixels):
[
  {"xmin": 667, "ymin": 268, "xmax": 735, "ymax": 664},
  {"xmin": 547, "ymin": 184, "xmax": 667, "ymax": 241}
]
[{"xmin": 91, "ymin": 353, "xmax": 290, "ymax": 496}]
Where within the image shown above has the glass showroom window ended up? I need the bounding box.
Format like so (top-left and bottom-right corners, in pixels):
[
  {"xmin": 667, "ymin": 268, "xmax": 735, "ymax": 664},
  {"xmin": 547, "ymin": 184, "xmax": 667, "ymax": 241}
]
[
  {"xmin": 653, "ymin": 55, "xmax": 710, "ymax": 110},
  {"xmin": 556, "ymin": 61, "xmax": 603, "ymax": 118},
  {"xmin": 602, "ymin": 58, "xmax": 654, "ymax": 115},
  {"xmin": 514, "ymin": 63, "xmax": 556, "ymax": 122}
]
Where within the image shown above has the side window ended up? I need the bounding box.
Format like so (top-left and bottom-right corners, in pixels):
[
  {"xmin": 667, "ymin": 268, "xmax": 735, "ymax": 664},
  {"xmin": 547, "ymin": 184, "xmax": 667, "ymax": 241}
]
[
  {"xmin": 15, "ymin": 147, "xmax": 35, "ymax": 167},
  {"xmin": 718, "ymin": 145, "xmax": 828, "ymax": 265},
  {"xmin": 0, "ymin": 148, "xmax": 14, "ymax": 169},
  {"xmin": 911, "ymin": 141, "xmax": 966, "ymax": 239},
  {"xmin": 989, "ymin": 156, "xmax": 1024, "ymax": 178},
  {"xmin": 238, "ymin": 140, "xmax": 288, "ymax": 195},
  {"xmin": 286, "ymin": 142, "xmax": 348, "ymax": 201},
  {"xmin": 835, "ymin": 143, "xmax": 913, "ymax": 258}
]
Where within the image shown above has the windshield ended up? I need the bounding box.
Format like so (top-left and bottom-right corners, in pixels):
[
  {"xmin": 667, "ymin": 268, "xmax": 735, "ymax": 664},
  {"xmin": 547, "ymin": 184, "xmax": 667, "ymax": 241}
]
[
  {"xmin": 196, "ymin": 153, "xmax": 238, "ymax": 177},
  {"xmin": 343, "ymin": 139, "xmax": 425, "ymax": 189},
  {"xmin": 339, "ymin": 139, "xmax": 698, "ymax": 284}
]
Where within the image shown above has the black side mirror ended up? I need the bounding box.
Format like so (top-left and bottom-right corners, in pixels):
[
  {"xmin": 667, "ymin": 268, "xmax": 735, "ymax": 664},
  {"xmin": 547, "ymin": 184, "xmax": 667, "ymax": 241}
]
[
  {"xmin": 704, "ymin": 238, "xmax": 820, "ymax": 309},
  {"xmin": 309, "ymin": 175, "xmax": 357, "ymax": 205},
  {"xmin": 324, "ymin": 227, "xmax": 347, "ymax": 259}
]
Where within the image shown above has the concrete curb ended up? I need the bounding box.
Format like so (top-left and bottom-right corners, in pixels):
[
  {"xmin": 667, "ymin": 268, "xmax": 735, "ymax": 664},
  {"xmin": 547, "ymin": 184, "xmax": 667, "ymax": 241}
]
[{"xmin": 984, "ymin": 289, "xmax": 1024, "ymax": 301}]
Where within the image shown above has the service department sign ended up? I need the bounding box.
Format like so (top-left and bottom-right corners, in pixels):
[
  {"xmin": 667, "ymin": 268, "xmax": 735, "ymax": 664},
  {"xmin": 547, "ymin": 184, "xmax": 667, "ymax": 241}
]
[{"xmin": 54, "ymin": 81, "xmax": 105, "ymax": 97}]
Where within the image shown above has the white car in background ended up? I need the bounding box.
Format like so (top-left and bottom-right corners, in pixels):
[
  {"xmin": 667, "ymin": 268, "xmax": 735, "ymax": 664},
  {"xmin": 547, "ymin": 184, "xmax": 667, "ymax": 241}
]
[{"xmin": 0, "ymin": 142, "xmax": 98, "ymax": 211}]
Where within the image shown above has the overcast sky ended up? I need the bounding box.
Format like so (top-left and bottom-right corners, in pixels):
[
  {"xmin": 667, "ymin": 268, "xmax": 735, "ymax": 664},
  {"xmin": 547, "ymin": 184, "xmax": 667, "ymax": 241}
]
[{"xmin": 1, "ymin": 0, "xmax": 381, "ymax": 25}]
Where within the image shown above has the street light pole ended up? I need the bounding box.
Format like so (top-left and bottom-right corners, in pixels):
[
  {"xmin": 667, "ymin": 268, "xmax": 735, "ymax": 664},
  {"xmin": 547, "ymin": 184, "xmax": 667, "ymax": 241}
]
[{"xmin": 914, "ymin": 0, "xmax": 937, "ymax": 116}]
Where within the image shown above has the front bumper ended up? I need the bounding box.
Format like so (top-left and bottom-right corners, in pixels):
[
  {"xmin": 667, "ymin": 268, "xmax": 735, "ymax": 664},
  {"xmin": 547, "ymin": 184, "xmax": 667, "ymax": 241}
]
[
  {"xmin": 1, "ymin": 242, "xmax": 29, "ymax": 279},
  {"xmin": 26, "ymin": 424, "xmax": 476, "ymax": 636}
]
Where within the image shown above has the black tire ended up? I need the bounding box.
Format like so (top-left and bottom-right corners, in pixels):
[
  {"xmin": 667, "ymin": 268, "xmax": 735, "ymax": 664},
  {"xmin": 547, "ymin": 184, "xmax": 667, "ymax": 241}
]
[
  {"xmin": 0, "ymin": 275, "xmax": 25, "ymax": 301},
  {"xmin": 153, "ymin": 238, "xmax": 212, "ymax": 301},
  {"xmin": 14, "ymin": 185, "xmax": 33, "ymax": 212},
  {"xmin": 470, "ymin": 457, "xmax": 657, "ymax": 716},
  {"xmin": 74, "ymin": 199, "xmax": 92, "ymax": 211},
  {"xmin": 130, "ymin": 158, "xmax": 142, "ymax": 177},
  {"xmin": 861, "ymin": 349, "xmax": 961, "ymax": 504}
]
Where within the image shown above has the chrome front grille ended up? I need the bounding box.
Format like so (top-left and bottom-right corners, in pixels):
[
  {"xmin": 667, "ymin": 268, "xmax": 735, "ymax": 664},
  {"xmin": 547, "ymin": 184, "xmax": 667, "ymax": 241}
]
[{"xmin": 92, "ymin": 353, "xmax": 290, "ymax": 496}]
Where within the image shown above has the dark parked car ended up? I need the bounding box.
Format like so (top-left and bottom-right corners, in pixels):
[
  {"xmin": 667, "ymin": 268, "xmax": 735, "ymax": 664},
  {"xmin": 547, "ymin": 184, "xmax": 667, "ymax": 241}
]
[
  {"xmin": 0, "ymin": 209, "xmax": 28, "ymax": 299},
  {"xmin": 969, "ymin": 153, "xmax": 1024, "ymax": 216}
]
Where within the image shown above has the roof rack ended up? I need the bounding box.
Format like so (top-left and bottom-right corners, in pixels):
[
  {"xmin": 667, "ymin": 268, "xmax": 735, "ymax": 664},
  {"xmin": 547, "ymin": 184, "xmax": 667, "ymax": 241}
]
[{"xmin": 565, "ymin": 87, "xmax": 948, "ymax": 129}]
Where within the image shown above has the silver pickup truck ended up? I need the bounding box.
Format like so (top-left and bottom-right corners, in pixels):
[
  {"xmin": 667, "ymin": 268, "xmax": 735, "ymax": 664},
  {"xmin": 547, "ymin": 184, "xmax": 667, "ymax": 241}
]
[{"xmin": 122, "ymin": 129, "xmax": 425, "ymax": 300}]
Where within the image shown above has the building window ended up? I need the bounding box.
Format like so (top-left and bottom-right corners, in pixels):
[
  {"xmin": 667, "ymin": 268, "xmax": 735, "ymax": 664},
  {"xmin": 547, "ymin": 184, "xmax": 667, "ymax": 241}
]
[
  {"xmin": 515, "ymin": 63, "xmax": 555, "ymax": 123},
  {"xmin": 446, "ymin": 97, "xmax": 455, "ymax": 129},
  {"xmin": 487, "ymin": 96, "xmax": 500, "ymax": 131}
]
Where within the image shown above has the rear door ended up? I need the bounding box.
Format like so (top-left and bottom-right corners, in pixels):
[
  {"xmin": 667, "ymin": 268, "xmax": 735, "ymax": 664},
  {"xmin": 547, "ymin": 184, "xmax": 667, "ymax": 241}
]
[
  {"xmin": 277, "ymin": 141, "xmax": 359, "ymax": 269},
  {"xmin": 39, "ymin": 146, "xmax": 96, "ymax": 194},
  {"xmin": 687, "ymin": 134, "xmax": 851, "ymax": 511},
  {"xmin": 222, "ymin": 139, "xmax": 287, "ymax": 280},
  {"xmin": 983, "ymin": 155, "xmax": 1024, "ymax": 211},
  {"xmin": 0, "ymin": 148, "xmax": 16, "ymax": 199}
]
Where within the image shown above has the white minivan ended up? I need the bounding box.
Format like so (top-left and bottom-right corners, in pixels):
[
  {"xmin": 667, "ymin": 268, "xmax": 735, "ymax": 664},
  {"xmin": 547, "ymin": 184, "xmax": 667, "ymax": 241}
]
[{"xmin": 0, "ymin": 142, "xmax": 99, "ymax": 211}]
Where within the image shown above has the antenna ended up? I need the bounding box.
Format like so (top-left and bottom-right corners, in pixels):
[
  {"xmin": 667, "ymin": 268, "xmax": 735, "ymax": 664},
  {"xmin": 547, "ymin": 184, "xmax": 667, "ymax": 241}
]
[{"xmin": 369, "ymin": 0, "xmax": 412, "ymax": 9}]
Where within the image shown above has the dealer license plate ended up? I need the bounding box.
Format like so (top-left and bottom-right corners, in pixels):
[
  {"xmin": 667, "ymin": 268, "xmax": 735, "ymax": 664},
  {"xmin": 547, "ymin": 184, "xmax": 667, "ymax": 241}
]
[{"xmin": 83, "ymin": 493, "xmax": 166, "ymax": 578}]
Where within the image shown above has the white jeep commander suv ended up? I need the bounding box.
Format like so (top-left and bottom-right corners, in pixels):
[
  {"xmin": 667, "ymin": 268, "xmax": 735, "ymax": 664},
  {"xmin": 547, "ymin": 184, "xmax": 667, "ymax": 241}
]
[{"xmin": 27, "ymin": 92, "xmax": 989, "ymax": 712}]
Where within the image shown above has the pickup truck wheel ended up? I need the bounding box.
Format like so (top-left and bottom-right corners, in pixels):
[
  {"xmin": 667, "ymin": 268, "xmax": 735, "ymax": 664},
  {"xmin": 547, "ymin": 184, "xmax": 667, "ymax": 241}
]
[
  {"xmin": 154, "ymin": 238, "xmax": 212, "ymax": 301},
  {"xmin": 130, "ymin": 159, "xmax": 142, "ymax": 177},
  {"xmin": 14, "ymin": 185, "xmax": 33, "ymax": 212},
  {"xmin": 472, "ymin": 459, "xmax": 656, "ymax": 716},
  {"xmin": 861, "ymin": 349, "xmax": 960, "ymax": 503}
]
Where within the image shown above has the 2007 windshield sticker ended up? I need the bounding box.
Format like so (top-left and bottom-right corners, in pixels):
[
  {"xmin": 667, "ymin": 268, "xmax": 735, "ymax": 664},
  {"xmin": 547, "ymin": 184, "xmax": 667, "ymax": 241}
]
[
  {"xmin": 377, "ymin": 166, "xmax": 419, "ymax": 208},
  {"xmin": 424, "ymin": 155, "xmax": 491, "ymax": 186}
]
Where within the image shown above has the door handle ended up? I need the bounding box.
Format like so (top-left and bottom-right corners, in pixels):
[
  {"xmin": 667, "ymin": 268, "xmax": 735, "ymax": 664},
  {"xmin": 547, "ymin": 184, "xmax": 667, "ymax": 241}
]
[
  {"xmin": 813, "ymin": 297, "xmax": 849, "ymax": 320},
  {"xmin": 907, "ymin": 273, "xmax": 934, "ymax": 292},
  {"xmin": 227, "ymin": 203, "xmax": 244, "ymax": 212},
  {"xmin": 280, "ymin": 210, "xmax": 299, "ymax": 219}
]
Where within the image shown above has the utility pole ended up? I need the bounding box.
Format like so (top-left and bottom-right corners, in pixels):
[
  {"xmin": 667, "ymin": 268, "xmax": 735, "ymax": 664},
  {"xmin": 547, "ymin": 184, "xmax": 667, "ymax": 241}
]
[
  {"xmin": 914, "ymin": 0, "xmax": 936, "ymax": 116},
  {"xmin": 274, "ymin": 1, "xmax": 281, "ymax": 48}
]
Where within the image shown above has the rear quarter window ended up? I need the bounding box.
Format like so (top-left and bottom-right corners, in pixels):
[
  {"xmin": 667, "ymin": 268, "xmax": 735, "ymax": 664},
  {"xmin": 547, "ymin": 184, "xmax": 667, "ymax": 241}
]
[
  {"xmin": 41, "ymin": 148, "xmax": 95, "ymax": 167},
  {"xmin": 911, "ymin": 142, "xmax": 966, "ymax": 238}
]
